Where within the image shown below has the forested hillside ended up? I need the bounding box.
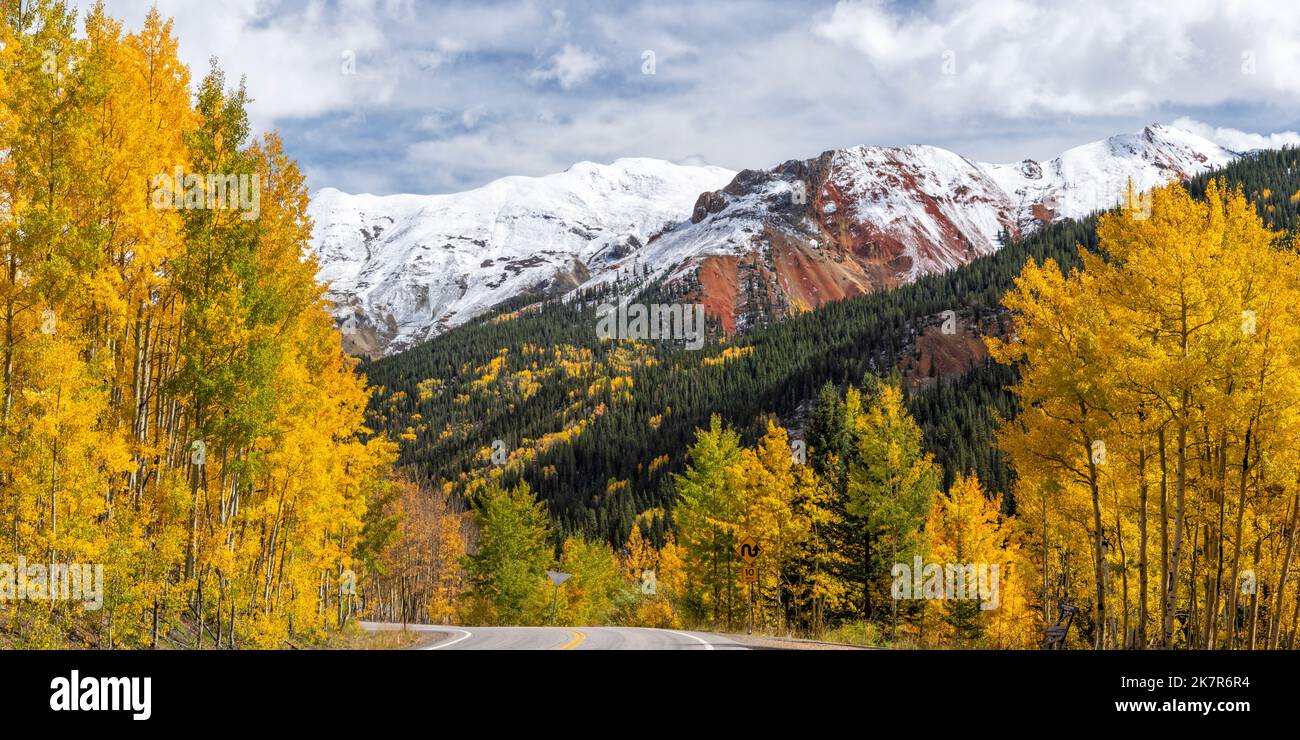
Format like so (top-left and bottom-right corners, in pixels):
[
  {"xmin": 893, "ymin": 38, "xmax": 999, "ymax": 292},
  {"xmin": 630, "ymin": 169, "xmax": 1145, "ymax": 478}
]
[
  {"xmin": 364, "ymin": 158, "xmax": 1300, "ymax": 649},
  {"xmin": 363, "ymin": 148, "xmax": 1300, "ymax": 544}
]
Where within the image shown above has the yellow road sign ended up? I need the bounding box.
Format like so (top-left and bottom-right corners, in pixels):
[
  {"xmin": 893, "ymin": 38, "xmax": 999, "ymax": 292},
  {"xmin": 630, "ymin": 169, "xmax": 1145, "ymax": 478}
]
[{"xmin": 738, "ymin": 537, "xmax": 761, "ymax": 563}]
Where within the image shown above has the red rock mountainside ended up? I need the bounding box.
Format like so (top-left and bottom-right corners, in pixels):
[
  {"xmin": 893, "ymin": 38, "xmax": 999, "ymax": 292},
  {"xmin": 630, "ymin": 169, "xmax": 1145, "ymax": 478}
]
[
  {"xmin": 598, "ymin": 124, "xmax": 1237, "ymax": 334},
  {"xmin": 311, "ymin": 124, "xmax": 1241, "ymax": 354}
]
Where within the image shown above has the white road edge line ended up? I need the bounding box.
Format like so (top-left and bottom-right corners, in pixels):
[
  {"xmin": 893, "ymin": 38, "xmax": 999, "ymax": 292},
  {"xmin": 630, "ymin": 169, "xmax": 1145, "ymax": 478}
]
[
  {"xmin": 657, "ymin": 629, "xmax": 715, "ymax": 650},
  {"xmin": 422, "ymin": 628, "xmax": 473, "ymax": 650}
]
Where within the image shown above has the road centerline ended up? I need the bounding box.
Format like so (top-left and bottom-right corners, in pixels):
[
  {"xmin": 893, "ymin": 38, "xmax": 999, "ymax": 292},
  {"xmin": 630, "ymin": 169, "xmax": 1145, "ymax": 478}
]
[{"xmin": 559, "ymin": 629, "xmax": 587, "ymax": 650}]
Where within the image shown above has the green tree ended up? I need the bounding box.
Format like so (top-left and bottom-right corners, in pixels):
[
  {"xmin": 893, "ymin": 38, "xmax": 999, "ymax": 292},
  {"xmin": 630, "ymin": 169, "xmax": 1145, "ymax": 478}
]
[
  {"xmin": 464, "ymin": 482, "xmax": 552, "ymax": 625},
  {"xmin": 807, "ymin": 381, "xmax": 848, "ymax": 479},
  {"xmin": 847, "ymin": 379, "xmax": 939, "ymax": 636},
  {"xmin": 556, "ymin": 536, "xmax": 628, "ymax": 626},
  {"xmin": 674, "ymin": 414, "xmax": 744, "ymax": 628}
]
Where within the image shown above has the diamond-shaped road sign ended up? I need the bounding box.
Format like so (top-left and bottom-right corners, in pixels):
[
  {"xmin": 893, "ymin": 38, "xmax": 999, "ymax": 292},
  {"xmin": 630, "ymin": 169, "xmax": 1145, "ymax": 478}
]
[
  {"xmin": 546, "ymin": 571, "xmax": 572, "ymax": 587},
  {"xmin": 737, "ymin": 537, "xmax": 761, "ymax": 563}
]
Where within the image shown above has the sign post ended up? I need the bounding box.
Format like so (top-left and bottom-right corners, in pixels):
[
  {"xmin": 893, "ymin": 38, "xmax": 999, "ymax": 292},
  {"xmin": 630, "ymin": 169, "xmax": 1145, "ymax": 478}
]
[
  {"xmin": 737, "ymin": 537, "xmax": 760, "ymax": 635},
  {"xmin": 546, "ymin": 570, "xmax": 572, "ymax": 626}
]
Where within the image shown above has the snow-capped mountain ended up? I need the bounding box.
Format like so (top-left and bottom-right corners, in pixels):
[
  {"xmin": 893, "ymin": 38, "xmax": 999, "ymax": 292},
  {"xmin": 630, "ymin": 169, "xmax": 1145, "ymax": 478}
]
[
  {"xmin": 310, "ymin": 124, "xmax": 1242, "ymax": 356},
  {"xmin": 983, "ymin": 123, "xmax": 1238, "ymax": 230},
  {"xmin": 612, "ymin": 143, "xmax": 1023, "ymax": 332},
  {"xmin": 309, "ymin": 158, "xmax": 735, "ymax": 356},
  {"xmin": 598, "ymin": 123, "xmax": 1241, "ymax": 332}
]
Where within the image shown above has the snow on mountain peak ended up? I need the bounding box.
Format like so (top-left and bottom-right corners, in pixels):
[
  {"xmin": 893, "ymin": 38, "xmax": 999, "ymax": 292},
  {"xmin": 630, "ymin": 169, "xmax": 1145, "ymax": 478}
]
[
  {"xmin": 982, "ymin": 123, "xmax": 1238, "ymax": 226},
  {"xmin": 310, "ymin": 124, "xmax": 1255, "ymax": 356},
  {"xmin": 307, "ymin": 157, "xmax": 735, "ymax": 356}
]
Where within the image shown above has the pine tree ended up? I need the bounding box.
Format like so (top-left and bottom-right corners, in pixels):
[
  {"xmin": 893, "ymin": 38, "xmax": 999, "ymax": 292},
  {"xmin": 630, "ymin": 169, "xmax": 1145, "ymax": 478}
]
[{"xmin": 845, "ymin": 379, "xmax": 938, "ymax": 637}]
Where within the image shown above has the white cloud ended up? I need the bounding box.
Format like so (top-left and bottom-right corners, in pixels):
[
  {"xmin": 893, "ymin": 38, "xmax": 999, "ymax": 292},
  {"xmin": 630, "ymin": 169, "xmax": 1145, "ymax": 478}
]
[
  {"xmin": 814, "ymin": 0, "xmax": 1300, "ymax": 117},
  {"xmin": 530, "ymin": 44, "xmax": 605, "ymax": 90},
  {"xmin": 1171, "ymin": 117, "xmax": 1300, "ymax": 152},
  {"xmin": 101, "ymin": 0, "xmax": 401, "ymax": 130},
  {"xmin": 94, "ymin": 1, "xmax": 1300, "ymax": 194},
  {"xmin": 461, "ymin": 105, "xmax": 490, "ymax": 129}
]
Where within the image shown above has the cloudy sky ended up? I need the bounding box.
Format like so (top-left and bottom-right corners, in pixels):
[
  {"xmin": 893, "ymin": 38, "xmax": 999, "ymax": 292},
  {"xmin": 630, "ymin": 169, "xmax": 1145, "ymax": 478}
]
[{"xmin": 101, "ymin": 0, "xmax": 1300, "ymax": 195}]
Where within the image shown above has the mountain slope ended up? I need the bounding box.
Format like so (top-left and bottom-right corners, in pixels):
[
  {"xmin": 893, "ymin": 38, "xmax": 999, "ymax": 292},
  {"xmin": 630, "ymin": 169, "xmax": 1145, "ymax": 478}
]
[
  {"xmin": 604, "ymin": 143, "xmax": 1021, "ymax": 332},
  {"xmin": 594, "ymin": 124, "xmax": 1239, "ymax": 332},
  {"xmin": 983, "ymin": 123, "xmax": 1238, "ymax": 228},
  {"xmin": 360, "ymin": 147, "xmax": 1300, "ymax": 543},
  {"xmin": 309, "ymin": 158, "xmax": 735, "ymax": 356},
  {"xmin": 312, "ymin": 124, "xmax": 1243, "ymax": 355}
]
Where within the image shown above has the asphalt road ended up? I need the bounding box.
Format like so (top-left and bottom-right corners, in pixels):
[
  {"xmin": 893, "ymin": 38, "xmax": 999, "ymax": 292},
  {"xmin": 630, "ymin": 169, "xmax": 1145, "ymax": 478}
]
[{"xmin": 361, "ymin": 622, "xmax": 749, "ymax": 650}]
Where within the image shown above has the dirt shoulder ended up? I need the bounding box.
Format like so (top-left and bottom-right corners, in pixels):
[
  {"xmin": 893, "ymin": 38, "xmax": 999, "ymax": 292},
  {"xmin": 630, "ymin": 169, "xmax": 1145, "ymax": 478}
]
[
  {"xmin": 720, "ymin": 633, "xmax": 877, "ymax": 650},
  {"xmin": 312, "ymin": 624, "xmax": 447, "ymax": 650}
]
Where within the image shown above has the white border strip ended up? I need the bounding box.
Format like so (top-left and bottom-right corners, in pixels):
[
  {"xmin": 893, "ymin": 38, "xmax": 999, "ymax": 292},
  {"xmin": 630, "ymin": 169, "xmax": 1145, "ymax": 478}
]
[
  {"xmin": 422, "ymin": 628, "xmax": 474, "ymax": 650},
  {"xmin": 657, "ymin": 629, "xmax": 715, "ymax": 650}
]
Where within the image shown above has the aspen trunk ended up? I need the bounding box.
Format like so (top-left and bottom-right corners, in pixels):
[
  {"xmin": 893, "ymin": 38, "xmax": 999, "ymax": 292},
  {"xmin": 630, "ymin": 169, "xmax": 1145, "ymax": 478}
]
[
  {"xmin": 1158, "ymin": 427, "xmax": 1169, "ymax": 646},
  {"xmin": 1087, "ymin": 434, "xmax": 1105, "ymax": 650},
  {"xmin": 1247, "ymin": 525, "xmax": 1261, "ymax": 649},
  {"xmin": 1225, "ymin": 427, "xmax": 1251, "ymax": 648},
  {"xmin": 1268, "ymin": 493, "xmax": 1299, "ymax": 649},
  {"xmin": 1206, "ymin": 436, "xmax": 1229, "ymax": 649},
  {"xmin": 1115, "ymin": 501, "xmax": 1129, "ymax": 648},
  {"xmin": 1163, "ymin": 422, "xmax": 1187, "ymax": 647},
  {"xmin": 1138, "ymin": 443, "xmax": 1149, "ymax": 648},
  {"xmin": 1189, "ymin": 524, "xmax": 1200, "ymax": 647},
  {"xmin": 3, "ymin": 249, "xmax": 14, "ymax": 420}
]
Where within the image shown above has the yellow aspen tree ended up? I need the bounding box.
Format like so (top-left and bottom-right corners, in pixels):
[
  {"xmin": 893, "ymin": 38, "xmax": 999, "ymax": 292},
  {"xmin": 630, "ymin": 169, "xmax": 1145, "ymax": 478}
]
[
  {"xmin": 922, "ymin": 474, "xmax": 1030, "ymax": 647},
  {"xmin": 737, "ymin": 420, "xmax": 807, "ymax": 631},
  {"xmin": 990, "ymin": 255, "xmax": 1121, "ymax": 648},
  {"xmin": 997, "ymin": 180, "xmax": 1300, "ymax": 650}
]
